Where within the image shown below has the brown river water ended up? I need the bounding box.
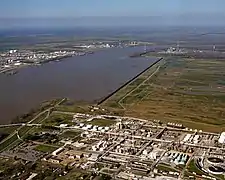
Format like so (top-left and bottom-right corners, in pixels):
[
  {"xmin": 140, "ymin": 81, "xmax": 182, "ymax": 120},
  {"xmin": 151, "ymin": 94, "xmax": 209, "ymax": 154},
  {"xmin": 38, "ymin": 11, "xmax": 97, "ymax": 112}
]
[{"xmin": 0, "ymin": 46, "xmax": 158, "ymax": 124}]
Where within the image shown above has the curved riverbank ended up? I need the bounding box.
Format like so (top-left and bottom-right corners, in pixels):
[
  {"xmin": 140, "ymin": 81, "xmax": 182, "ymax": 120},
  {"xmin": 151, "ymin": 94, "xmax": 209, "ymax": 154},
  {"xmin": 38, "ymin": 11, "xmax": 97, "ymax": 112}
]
[{"xmin": 0, "ymin": 46, "xmax": 158, "ymax": 124}]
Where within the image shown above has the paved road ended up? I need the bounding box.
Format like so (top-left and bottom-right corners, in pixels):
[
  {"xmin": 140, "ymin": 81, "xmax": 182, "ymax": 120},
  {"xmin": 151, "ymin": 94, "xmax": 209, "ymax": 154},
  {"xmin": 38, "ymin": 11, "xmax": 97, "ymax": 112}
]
[
  {"xmin": 0, "ymin": 124, "xmax": 23, "ymax": 128},
  {"xmin": 53, "ymin": 111, "xmax": 75, "ymax": 115},
  {"xmin": 0, "ymin": 110, "xmax": 49, "ymax": 146},
  {"xmin": 0, "ymin": 98, "xmax": 65, "ymax": 152}
]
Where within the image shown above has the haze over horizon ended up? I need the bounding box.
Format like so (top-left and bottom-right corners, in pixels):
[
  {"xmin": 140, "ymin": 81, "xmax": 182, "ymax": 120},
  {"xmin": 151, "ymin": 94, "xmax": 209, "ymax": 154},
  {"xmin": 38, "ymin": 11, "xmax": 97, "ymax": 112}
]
[{"xmin": 1, "ymin": 0, "xmax": 225, "ymax": 29}]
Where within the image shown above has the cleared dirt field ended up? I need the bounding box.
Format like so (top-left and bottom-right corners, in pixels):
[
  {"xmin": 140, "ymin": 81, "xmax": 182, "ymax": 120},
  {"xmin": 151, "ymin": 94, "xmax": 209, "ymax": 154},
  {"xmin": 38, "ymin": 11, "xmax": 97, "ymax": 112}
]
[{"xmin": 103, "ymin": 58, "xmax": 225, "ymax": 132}]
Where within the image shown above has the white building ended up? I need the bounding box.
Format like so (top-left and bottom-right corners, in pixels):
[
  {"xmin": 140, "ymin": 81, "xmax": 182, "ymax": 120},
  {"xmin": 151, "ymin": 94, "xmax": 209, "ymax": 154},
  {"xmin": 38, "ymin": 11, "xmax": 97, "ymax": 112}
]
[
  {"xmin": 183, "ymin": 134, "xmax": 192, "ymax": 142},
  {"xmin": 52, "ymin": 147, "xmax": 64, "ymax": 156},
  {"xmin": 59, "ymin": 124, "xmax": 68, "ymax": 128},
  {"xmin": 218, "ymin": 132, "xmax": 225, "ymax": 144}
]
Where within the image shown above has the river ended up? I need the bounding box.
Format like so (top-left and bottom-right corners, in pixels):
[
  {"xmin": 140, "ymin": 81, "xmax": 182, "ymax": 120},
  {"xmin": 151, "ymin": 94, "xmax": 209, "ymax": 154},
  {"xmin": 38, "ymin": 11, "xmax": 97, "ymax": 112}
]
[{"xmin": 0, "ymin": 46, "xmax": 158, "ymax": 124}]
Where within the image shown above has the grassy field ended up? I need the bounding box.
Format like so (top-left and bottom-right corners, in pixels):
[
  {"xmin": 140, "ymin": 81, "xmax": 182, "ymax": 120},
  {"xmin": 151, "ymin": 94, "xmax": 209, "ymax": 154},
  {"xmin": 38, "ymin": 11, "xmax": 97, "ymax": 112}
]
[
  {"xmin": 57, "ymin": 169, "xmax": 92, "ymax": 180},
  {"xmin": 61, "ymin": 130, "xmax": 81, "ymax": 138},
  {"xmin": 103, "ymin": 58, "xmax": 225, "ymax": 132},
  {"xmin": 89, "ymin": 118, "xmax": 116, "ymax": 127},
  {"xmin": 0, "ymin": 125, "xmax": 37, "ymax": 152},
  {"xmin": 156, "ymin": 163, "xmax": 179, "ymax": 172},
  {"xmin": 187, "ymin": 159, "xmax": 205, "ymax": 175},
  {"xmin": 0, "ymin": 134, "xmax": 20, "ymax": 152},
  {"xmin": 34, "ymin": 144, "xmax": 58, "ymax": 153},
  {"xmin": 31, "ymin": 111, "xmax": 49, "ymax": 124},
  {"xmin": 54, "ymin": 101, "xmax": 89, "ymax": 113},
  {"xmin": 0, "ymin": 109, "xmax": 50, "ymax": 152},
  {"xmin": 187, "ymin": 159, "xmax": 225, "ymax": 180},
  {"xmin": 43, "ymin": 113, "xmax": 73, "ymax": 126}
]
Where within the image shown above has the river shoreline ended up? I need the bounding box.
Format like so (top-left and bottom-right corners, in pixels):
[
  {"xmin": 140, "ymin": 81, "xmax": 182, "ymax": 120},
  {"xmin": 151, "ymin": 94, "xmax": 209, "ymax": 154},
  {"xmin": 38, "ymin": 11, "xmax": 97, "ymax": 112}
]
[
  {"xmin": 97, "ymin": 57, "xmax": 163, "ymax": 105},
  {"xmin": 0, "ymin": 46, "xmax": 158, "ymax": 124},
  {"xmin": 0, "ymin": 51, "xmax": 94, "ymax": 75}
]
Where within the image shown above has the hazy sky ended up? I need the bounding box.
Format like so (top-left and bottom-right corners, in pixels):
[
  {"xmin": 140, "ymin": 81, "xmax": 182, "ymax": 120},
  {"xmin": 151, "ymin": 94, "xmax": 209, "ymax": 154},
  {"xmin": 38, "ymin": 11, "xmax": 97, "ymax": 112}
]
[
  {"xmin": 1, "ymin": 0, "xmax": 225, "ymax": 29},
  {"xmin": 1, "ymin": 0, "xmax": 225, "ymax": 18}
]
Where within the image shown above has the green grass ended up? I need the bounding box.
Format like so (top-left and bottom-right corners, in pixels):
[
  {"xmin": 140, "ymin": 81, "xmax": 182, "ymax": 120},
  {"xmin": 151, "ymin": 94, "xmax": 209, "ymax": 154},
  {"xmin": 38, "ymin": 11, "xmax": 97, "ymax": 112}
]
[
  {"xmin": 186, "ymin": 160, "xmax": 223, "ymax": 179},
  {"xmin": 90, "ymin": 118, "xmax": 116, "ymax": 126},
  {"xmin": 187, "ymin": 160, "xmax": 206, "ymax": 176},
  {"xmin": 18, "ymin": 126, "xmax": 32, "ymax": 137},
  {"xmin": 103, "ymin": 58, "xmax": 225, "ymax": 132},
  {"xmin": 43, "ymin": 113, "xmax": 73, "ymax": 126},
  {"xmin": 34, "ymin": 144, "xmax": 58, "ymax": 153},
  {"xmin": 0, "ymin": 125, "xmax": 36, "ymax": 152},
  {"xmin": 213, "ymin": 174, "xmax": 225, "ymax": 180},
  {"xmin": 57, "ymin": 169, "xmax": 91, "ymax": 180},
  {"xmin": 0, "ymin": 112, "xmax": 49, "ymax": 152},
  {"xmin": 61, "ymin": 130, "xmax": 81, "ymax": 138},
  {"xmin": 32, "ymin": 111, "xmax": 49, "ymax": 124},
  {"xmin": 54, "ymin": 104, "xmax": 88, "ymax": 113},
  {"xmin": 156, "ymin": 164, "xmax": 179, "ymax": 172},
  {"xmin": 0, "ymin": 134, "xmax": 20, "ymax": 152},
  {"xmin": 0, "ymin": 158, "xmax": 11, "ymax": 171}
]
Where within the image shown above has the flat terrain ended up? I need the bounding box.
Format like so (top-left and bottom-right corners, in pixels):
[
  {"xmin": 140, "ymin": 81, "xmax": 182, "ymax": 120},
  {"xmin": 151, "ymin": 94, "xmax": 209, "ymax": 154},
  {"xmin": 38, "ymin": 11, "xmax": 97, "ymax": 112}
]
[
  {"xmin": 103, "ymin": 58, "xmax": 225, "ymax": 132},
  {"xmin": 34, "ymin": 144, "xmax": 58, "ymax": 153}
]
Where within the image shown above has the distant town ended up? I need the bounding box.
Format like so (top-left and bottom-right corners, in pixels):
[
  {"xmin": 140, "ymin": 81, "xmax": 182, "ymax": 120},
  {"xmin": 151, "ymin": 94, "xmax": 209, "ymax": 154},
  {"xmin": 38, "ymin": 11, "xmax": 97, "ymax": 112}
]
[
  {"xmin": 0, "ymin": 41, "xmax": 134, "ymax": 74},
  {"xmin": 1, "ymin": 34, "xmax": 225, "ymax": 179},
  {"xmin": 2, "ymin": 0, "xmax": 225, "ymax": 179}
]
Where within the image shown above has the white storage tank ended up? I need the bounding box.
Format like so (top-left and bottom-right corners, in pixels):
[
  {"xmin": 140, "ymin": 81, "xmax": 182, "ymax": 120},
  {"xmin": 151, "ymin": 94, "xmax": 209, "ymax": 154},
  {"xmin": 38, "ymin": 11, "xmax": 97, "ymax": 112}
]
[{"xmin": 219, "ymin": 132, "xmax": 225, "ymax": 144}]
